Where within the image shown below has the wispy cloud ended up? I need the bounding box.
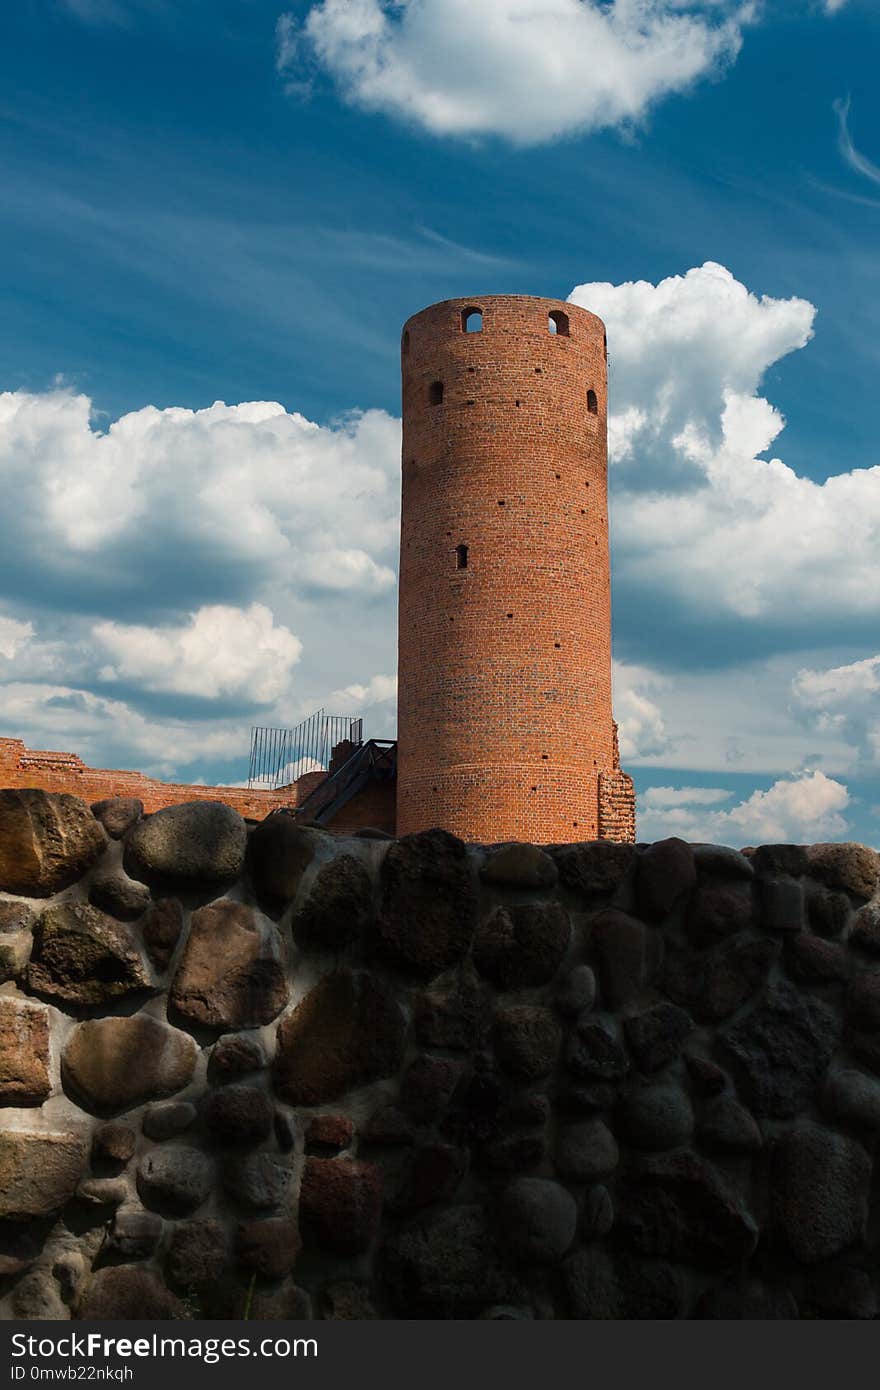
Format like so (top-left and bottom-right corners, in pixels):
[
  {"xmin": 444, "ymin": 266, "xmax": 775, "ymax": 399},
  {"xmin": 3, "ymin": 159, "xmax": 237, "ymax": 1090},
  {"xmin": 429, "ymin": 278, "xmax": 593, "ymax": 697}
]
[{"xmin": 834, "ymin": 96, "xmax": 880, "ymax": 186}]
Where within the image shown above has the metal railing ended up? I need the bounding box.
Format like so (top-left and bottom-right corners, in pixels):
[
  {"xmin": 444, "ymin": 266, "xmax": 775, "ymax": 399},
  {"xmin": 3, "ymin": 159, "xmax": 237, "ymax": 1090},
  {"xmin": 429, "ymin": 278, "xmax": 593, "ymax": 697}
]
[{"xmin": 247, "ymin": 710, "xmax": 363, "ymax": 789}]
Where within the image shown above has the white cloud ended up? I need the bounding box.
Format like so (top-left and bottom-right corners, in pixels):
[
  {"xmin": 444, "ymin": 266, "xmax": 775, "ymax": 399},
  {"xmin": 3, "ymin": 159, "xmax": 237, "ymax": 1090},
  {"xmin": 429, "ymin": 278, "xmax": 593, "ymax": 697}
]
[
  {"xmin": 613, "ymin": 661, "xmax": 671, "ymax": 759},
  {"xmin": 0, "ymin": 615, "xmax": 33, "ymax": 661},
  {"xmin": 93, "ymin": 604, "xmax": 303, "ymax": 702},
  {"xmin": 637, "ymin": 770, "xmax": 850, "ymax": 844},
  {"xmin": 641, "ymin": 785, "xmax": 732, "ymax": 809},
  {"xmin": 834, "ymin": 96, "xmax": 880, "ymax": 186},
  {"xmin": 0, "ymin": 391, "xmax": 399, "ymax": 601},
  {"xmin": 280, "ymin": 0, "xmax": 752, "ymax": 145},
  {"xmin": 570, "ymin": 263, "xmax": 880, "ymax": 624},
  {"xmin": 793, "ymin": 653, "xmax": 880, "ymax": 763}
]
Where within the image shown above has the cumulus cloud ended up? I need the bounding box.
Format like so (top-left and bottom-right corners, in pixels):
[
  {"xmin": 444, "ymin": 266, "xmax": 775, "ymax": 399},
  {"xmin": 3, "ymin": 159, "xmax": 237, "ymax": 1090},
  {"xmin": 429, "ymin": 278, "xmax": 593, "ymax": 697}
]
[
  {"xmin": 637, "ymin": 770, "xmax": 850, "ymax": 844},
  {"xmin": 793, "ymin": 653, "xmax": 880, "ymax": 763},
  {"xmin": 0, "ymin": 392, "xmax": 399, "ymax": 609},
  {"xmin": 570, "ymin": 263, "xmax": 880, "ymax": 625},
  {"xmin": 93, "ymin": 604, "xmax": 303, "ymax": 703},
  {"xmin": 613, "ymin": 661, "xmax": 671, "ymax": 759},
  {"xmin": 641, "ymin": 785, "xmax": 732, "ymax": 810},
  {"xmin": 0, "ymin": 615, "xmax": 33, "ymax": 661},
  {"xmin": 279, "ymin": 0, "xmax": 752, "ymax": 145}
]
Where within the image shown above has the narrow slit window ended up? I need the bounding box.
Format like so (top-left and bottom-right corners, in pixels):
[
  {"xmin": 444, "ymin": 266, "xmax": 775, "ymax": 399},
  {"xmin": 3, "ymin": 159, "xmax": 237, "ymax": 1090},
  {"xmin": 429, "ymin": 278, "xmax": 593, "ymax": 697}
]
[
  {"xmin": 461, "ymin": 307, "xmax": 483, "ymax": 333},
  {"xmin": 587, "ymin": 388, "xmax": 598, "ymax": 414},
  {"xmin": 456, "ymin": 544, "xmax": 468, "ymax": 570},
  {"xmin": 548, "ymin": 310, "xmax": 569, "ymax": 336},
  {"xmin": 430, "ymin": 381, "xmax": 444, "ymax": 406},
  {"xmin": 402, "ymin": 330, "xmax": 410, "ymax": 355}
]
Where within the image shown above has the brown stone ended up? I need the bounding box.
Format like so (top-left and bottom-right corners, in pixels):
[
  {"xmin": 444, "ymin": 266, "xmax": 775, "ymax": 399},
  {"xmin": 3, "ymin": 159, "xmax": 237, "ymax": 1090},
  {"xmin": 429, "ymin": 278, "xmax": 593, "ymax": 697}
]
[
  {"xmin": 480, "ymin": 843, "xmax": 558, "ymax": 888},
  {"xmin": 374, "ymin": 829, "xmax": 478, "ymax": 975},
  {"xmin": 299, "ymin": 1157, "xmax": 382, "ymax": 1253},
  {"xmin": 272, "ymin": 969, "xmax": 405, "ymax": 1106},
  {"xmin": 0, "ymin": 900, "xmax": 33, "ymax": 982},
  {"xmin": 635, "ymin": 838, "xmax": 696, "ymax": 921},
  {"xmin": 550, "ymin": 840, "xmax": 637, "ymax": 897},
  {"xmin": 62, "ymin": 1014, "xmax": 197, "ymax": 1115},
  {"xmin": 236, "ymin": 1218, "xmax": 301, "ymax": 1280},
  {"xmin": 28, "ymin": 901, "xmax": 150, "ymax": 1006},
  {"xmin": 88, "ymin": 870, "xmax": 151, "ymax": 922},
  {"xmin": 494, "ymin": 1006, "xmax": 561, "ymax": 1079},
  {"xmin": 166, "ymin": 1219, "xmax": 229, "ymax": 1290},
  {"xmin": 247, "ymin": 813, "xmax": 326, "ymax": 906},
  {"xmin": 686, "ymin": 877, "xmax": 753, "ymax": 945},
  {"xmin": 320, "ymin": 1281, "xmax": 378, "ymax": 1319},
  {"xmin": 0, "ymin": 1129, "xmax": 87, "ymax": 1219},
  {"xmin": 92, "ymin": 1123, "xmax": 136, "ymax": 1166},
  {"xmin": 203, "ymin": 1085, "xmax": 273, "ymax": 1145},
  {"xmin": 306, "ymin": 1114, "xmax": 354, "ymax": 1151},
  {"xmin": 170, "ymin": 899, "xmax": 288, "ymax": 1029},
  {"xmin": 90, "ymin": 796, "xmax": 144, "ymax": 839},
  {"xmin": 141, "ymin": 898, "xmax": 184, "ymax": 973},
  {"xmin": 474, "ymin": 900, "xmax": 570, "ymax": 989},
  {"xmin": 0, "ymin": 996, "xmax": 50, "ymax": 1103},
  {"xmin": 413, "ymin": 960, "xmax": 492, "ymax": 1051},
  {"xmin": 807, "ymin": 843, "xmax": 879, "ymax": 901},
  {"xmin": 78, "ymin": 1266, "xmax": 181, "ymax": 1320},
  {"xmin": 0, "ymin": 790, "xmax": 106, "ymax": 896},
  {"xmin": 207, "ymin": 1032, "xmax": 266, "ymax": 1085},
  {"xmin": 291, "ymin": 853, "xmax": 374, "ymax": 951}
]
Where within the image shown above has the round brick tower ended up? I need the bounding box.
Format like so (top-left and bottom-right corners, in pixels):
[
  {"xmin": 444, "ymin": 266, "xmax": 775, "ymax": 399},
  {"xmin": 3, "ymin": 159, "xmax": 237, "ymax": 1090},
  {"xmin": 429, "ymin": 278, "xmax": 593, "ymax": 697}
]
[{"xmin": 397, "ymin": 294, "xmax": 635, "ymax": 845}]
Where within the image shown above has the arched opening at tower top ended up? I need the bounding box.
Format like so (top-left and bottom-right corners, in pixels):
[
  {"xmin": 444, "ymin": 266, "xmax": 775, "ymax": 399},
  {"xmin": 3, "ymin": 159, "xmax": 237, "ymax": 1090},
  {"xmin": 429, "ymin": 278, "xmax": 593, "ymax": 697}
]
[
  {"xmin": 461, "ymin": 307, "xmax": 483, "ymax": 333},
  {"xmin": 587, "ymin": 388, "xmax": 598, "ymax": 414},
  {"xmin": 548, "ymin": 310, "xmax": 570, "ymax": 336},
  {"xmin": 456, "ymin": 544, "xmax": 468, "ymax": 570},
  {"xmin": 429, "ymin": 381, "xmax": 444, "ymax": 406}
]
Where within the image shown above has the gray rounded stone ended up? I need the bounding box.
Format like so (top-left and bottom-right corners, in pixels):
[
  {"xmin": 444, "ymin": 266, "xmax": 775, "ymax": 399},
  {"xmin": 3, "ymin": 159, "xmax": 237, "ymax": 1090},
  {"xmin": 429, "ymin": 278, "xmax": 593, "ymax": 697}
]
[
  {"xmin": 499, "ymin": 1178, "xmax": 577, "ymax": 1264},
  {"xmin": 137, "ymin": 1147, "xmax": 213, "ymax": 1214},
  {"xmin": 125, "ymin": 801, "xmax": 246, "ymax": 886},
  {"xmin": 698, "ymin": 1096, "xmax": 763, "ymax": 1152},
  {"xmin": 822, "ymin": 1068, "xmax": 880, "ymax": 1131},
  {"xmin": 89, "ymin": 870, "xmax": 152, "ymax": 922},
  {"xmin": 555, "ymin": 964, "xmax": 597, "ymax": 1017},
  {"xmin": 556, "ymin": 1119, "xmax": 619, "ymax": 1181},
  {"xmin": 772, "ymin": 1122, "xmax": 870, "ymax": 1263},
  {"xmin": 583, "ymin": 1185, "xmax": 614, "ymax": 1239},
  {"xmin": 480, "ymin": 843, "xmax": 558, "ymax": 888},
  {"xmin": 90, "ymin": 797, "xmax": 144, "ymax": 839},
  {"xmin": 143, "ymin": 1101, "xmax": 197, "ymax": 1141},
  {"xmin": 620, "ymin": 1086, "xmax": 694, "ymax": 1151}
]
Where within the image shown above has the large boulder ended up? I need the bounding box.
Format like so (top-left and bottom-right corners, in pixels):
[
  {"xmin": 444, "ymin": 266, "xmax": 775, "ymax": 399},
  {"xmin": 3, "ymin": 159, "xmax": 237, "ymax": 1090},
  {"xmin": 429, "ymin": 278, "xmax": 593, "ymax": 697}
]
[
  {"xmin": 246, "ymin": 813, "xmax": 326, "ymax": 907},
  {"xmin": 0, "ymin": 900, "xmax": 33, "ymax": 982},
  {"xmin": 28, "ymin": 902, "xmax": 150, "ymax": 1006},
  {"xmin": 498, "ymin": 1178, "xmax": 577, "ymax": 1264},
  {"xmin": 381, "ymin": 1205, "xmax": 495, "ymax": 1316},
  {"xmin": 78, "ymin": 1266, "xmax": 181, "ymax": 1320},
  {"xmin": 0, "ymin": 790, "xmax": 106, "ymax": 896},
  {"xmin": 719, "ymin": 980, "xmax": 840, "ymax": 1118},
  {"xmin": 634, "ymin": 838, "xmax": 696, "ymax": 921},
  {"xmin": 480, "ymin": 843, "xmax": 557, "ymax": 889},
  {"xmin": 62, "ymin": 1014, "xmax": 197, "ymax": 1115},
  {"xmin": 806, "ymin": 842, "xmax": 878, "ymax": 901},
  {"xmin": 0, "ymin": 1130, "xmax": 87, "ymax": 1219},
  {"xmin": 299, "ymin": 1158, "xmax": 383, "ymax": 1253},
  {"xmin": 474, "ymin": 901, "xmax": 570, "ymax": 989},
  {"xmin": 564, "ymin": 1247, "xmax": 685, "ymax": 1319},
  {"xmin": 771, "ymin": 1123, "xmax": 870, "ymax": 1263},
  {"xmin": 124, "ymin": 801, "xmax": 246, "ymax": 887},
  {"xmin": 615, "ymin": 1150, "xmax": 758, "ymax": 1267},
  {"xmin": 170, "ymin": 899, "xmax": 288, "ymax": 1029},
  {"xmin": 373, "ymin": 829, "xmax": 477, "ymax": 975},
  {"xmin": 0, "ymin": 997, "xmax": 51, "ymax": 1103},
  {"xmin": 589, "ymin": 908, "xmax": 658, "ymax": 1008},
  {"xmin": 549, "ymin": 840, "xmax": 636, "ymax": 898},
  {"xmin": 272, "ymin": 969, "xmax": 406, "ymax": 1105},
  {"xmin": 291, "ymin": 853, "xmax": 374, "ymax": 951}
]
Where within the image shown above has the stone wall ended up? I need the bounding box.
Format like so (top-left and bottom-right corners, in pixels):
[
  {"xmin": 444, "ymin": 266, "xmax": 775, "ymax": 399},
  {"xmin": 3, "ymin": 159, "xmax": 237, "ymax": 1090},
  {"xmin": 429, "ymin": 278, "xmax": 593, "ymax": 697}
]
[{"xmin": 1, "ymin": 787, "xmax": 879, "ymax": 1321}]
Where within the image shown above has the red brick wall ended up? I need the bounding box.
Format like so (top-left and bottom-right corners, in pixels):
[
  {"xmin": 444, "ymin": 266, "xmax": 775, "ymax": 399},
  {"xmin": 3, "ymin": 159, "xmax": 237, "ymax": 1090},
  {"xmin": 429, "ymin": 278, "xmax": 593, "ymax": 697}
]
[
  {"xmin": 325, "ymin": 779, "xmax": 397, "ymax": 836},
  {"xmin": 397, "ymin": 294, "xmax": 628, "ymax": 844},
  {"xmin": 0, "ymin": 737, "xmax": 314, "ymax": 822}
]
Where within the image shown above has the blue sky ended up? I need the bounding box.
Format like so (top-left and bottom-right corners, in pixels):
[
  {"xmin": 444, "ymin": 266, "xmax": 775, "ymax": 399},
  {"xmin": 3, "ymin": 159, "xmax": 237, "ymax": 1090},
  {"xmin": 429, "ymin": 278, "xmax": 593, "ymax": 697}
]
[{"xmin": 0, "ymin": 0, "xmax": 878, "ymax": 846}]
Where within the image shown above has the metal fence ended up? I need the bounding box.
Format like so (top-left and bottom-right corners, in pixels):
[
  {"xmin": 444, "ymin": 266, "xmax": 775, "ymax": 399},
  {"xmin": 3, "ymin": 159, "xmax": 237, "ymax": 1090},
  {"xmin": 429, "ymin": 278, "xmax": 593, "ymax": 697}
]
[{"xmin": 247, "ymin": 710, "xmax": 363, "ymax": 789}]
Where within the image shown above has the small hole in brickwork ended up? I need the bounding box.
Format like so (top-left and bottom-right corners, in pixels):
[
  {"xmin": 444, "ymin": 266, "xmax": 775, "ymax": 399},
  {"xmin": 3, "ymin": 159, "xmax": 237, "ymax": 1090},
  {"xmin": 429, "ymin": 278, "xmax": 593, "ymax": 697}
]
[
  {"xmin": 466, "ymin": 399, "xmax": 475, "ymax": 406},
  {"xmin": 433, "ymin": 786, "xmax": 438, "ymax": 793},
  {"xmin": 468, "ymin": 366, "xmax": 475, "ymax": 374},
  {"xmin": 498, "ymin": 499, "xmax": 505, "ymax": 506},
  {"xmin": 580, "ymin": 509, "xmax": 585, "ymax": 515},
  {"xmin": 554, "ymin": 642, "xmax": 561, "ymax": 648},
  {"xmin": 515, "ymin": 400, "xmax": 521, "ymax": 407},
  {"xmin": 573, "ymin": 822, "xmax": 579, "ymax": 828},
  {"xmin": 456, "ymin": 544, "xmax": 468, "ymax": 570},
  {"xmin": 585, "ymin": 481, "xmax": 590, "ymax": 487},
  {"xmin": 541, "ymin": 753, "xmax": 548, "ymax": 760},
  {"xmin": 555, "ymin": 473, "xmax": 561, "ymax": 479},
  {"xmin": 587, "ymin": 388, "xmax": 598, "ymax": 414},
  {"xmin": 531, "ymin": 786, "xmax": 537, "ymax": 793},
  {"xmin": 506, "ymin": 612, "xmax": 513, "ymax": 619},
  {"xmin": 535, "ymin": 367, "xmax": 542, "ymax": 374},
  {"xmin": 462, "ymin": 308, "xmax": 483, "ymax": 333},
  {"xmin": 548, "ymin": 310, "xmax": 569, "ymax": 337},
  {"xmin": 430, "ymin": 381, "xmax": 444, "ymax": 406}
]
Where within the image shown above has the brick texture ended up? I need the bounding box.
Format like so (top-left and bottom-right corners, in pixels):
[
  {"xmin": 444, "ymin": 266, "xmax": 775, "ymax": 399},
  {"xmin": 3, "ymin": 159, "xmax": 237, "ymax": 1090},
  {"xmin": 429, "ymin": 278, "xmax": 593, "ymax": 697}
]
[{"xmin": 397, "ymin": 294, "xmax": 634, "ymax": 844}]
